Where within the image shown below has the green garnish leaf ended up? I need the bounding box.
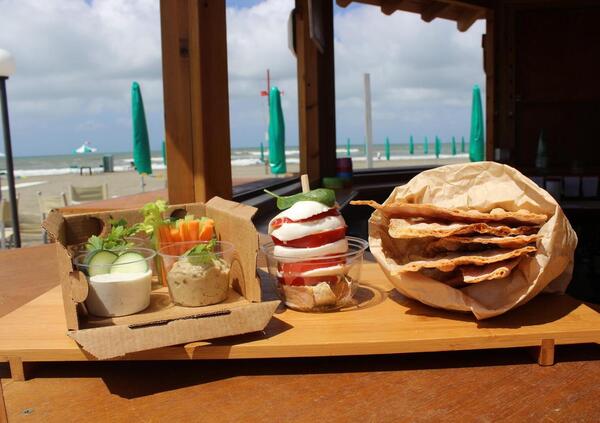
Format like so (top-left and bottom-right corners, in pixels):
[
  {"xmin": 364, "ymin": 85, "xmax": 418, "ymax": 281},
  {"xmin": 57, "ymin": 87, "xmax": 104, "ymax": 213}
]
[
  {"xmin": 139, "ymin": 199, "xmax": 169, "ymax": 236},
  {"xmin": 264, "ymin": 188, "xmax": 336, "ymax": 210},
  {"xmin": 85, "ymin": 220, "xmax": 142, "ymax": 252},
  {"xmin": 184, "ymin": 239, "xmax": 217, "ymax": 266}
]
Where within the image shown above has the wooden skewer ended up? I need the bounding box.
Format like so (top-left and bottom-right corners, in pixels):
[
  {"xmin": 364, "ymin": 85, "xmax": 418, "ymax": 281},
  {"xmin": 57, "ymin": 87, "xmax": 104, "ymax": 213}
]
[{"xmin": 300, "ymin": 174, "xmax": 310, "ymax": 193}]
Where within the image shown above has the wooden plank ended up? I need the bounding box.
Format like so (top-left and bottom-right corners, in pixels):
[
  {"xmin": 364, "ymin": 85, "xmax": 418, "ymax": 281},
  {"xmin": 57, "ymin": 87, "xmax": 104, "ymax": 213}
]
[
  {"xmin": 160, "ymin": 0, "xmax": 195, "ymax": 204},
  {"xmin": 421, "ymin": 0, "xmax": 451, "ymax": 22},
  {"xmin": 295, "ymin": 0, "xmax": 337, "ymax": 185},
  {"xmin": 160, "ymin": 0, "xmax": 232, "ymax": 204},
  {"xmin": 188, "ymin": 0, "xmax": 233, "ymax": 202},
  {"xmin": 1, "ymin": 262, "xmax": 600, "ymax": 365}
]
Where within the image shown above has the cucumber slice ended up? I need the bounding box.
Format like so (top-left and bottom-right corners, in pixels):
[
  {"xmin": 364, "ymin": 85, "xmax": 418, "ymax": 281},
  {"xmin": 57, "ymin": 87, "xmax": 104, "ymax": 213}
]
[
  {"xmin": 110, "ymin": 252, "xmax": 149, "ymax": 274},
  {"xmin": 86, "ymin": 250, "xmax": 119, "ymax": 277}
]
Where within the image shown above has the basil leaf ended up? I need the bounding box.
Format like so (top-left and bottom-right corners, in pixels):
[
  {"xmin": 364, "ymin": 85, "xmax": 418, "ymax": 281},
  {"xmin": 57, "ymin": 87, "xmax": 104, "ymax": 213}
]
[
  {"xmin": 264, "ymin": 188, "xmax": 336, "ymax": 210},
  {"xmin": 184, "ymin": 239, "xmax": 217, "ymax": 266}
]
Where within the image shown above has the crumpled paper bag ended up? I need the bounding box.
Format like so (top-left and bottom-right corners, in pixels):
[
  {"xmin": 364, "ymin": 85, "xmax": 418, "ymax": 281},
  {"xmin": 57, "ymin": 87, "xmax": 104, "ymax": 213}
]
[{"xmin": 368, "ymin": 161, "xmax": 578, "ymax": 319}]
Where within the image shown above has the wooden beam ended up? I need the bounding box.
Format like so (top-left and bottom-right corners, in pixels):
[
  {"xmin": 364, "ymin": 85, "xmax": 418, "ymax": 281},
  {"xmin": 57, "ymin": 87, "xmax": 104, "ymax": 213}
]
[
  {"xmin": 160, "ymin": 0, "xmax": 232, "ymax": 204},
  {"xmin": 457, "ymin": 8, "xmax": 484, "ymax": 31},
  {"xmin": 381, "ymin": 0, "xmax": 409, "ymax": 15},
  {"xmin": 483, "ymin": 12, "xmax": 495, "ymax": 161},
  {"xmin": 160, "ymin": 0, "xmax": 194, "ymax": 204},
  {"xmin": 188, "ymin": 0, "xmax": 233, "ymax": 201},
  {"xmin": 421, "ymin": 1, "xmax": 451, "ymax": 22},
  {"xmin": 336, "ymin": 0, "xmax": 354, "ymax": 7},
  {"xmin": 295, "ymin": 0, "xmax": 337, "ymax": 184}
]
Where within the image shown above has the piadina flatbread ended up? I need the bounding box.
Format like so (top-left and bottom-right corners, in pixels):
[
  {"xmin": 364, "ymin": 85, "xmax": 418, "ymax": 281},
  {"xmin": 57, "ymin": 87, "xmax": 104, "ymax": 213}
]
[
  {"xmin": 393, "ymin": 246, "xmax": 537, "ymax": 273},
  {"xmin": 425, "ymin": 234, "xmax": 539, "ymax": 254},
  {"xmin": 388, "ymin": 218, "xmax": 540, "ymax": 239},
  {"xmin": 351, "ymin": 200, "xmax": 548, "ymax": 226}
]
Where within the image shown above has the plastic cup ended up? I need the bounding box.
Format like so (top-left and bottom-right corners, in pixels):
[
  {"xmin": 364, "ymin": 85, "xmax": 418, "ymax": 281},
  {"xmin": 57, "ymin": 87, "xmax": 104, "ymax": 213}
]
[
  {"xmin": 261, "ymin": 236, "xmax": 368, "ymax": 312},
  {"xmin": 158, "ymin": 241, "xmax": 235, "ymax": 307},
  {"xmin": 73, "ymin": 247, "xmax": 156, "ymax": 317}
]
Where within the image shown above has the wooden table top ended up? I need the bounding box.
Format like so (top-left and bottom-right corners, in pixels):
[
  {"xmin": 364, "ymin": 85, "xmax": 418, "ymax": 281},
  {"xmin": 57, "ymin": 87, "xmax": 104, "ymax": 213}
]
[{"xmin": 1, "ymin": 245, "xmax": 599, "ymax": 422}]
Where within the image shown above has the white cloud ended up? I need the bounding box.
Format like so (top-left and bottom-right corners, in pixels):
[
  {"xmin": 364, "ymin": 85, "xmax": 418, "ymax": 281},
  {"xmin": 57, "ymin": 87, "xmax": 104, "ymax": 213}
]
[{"xmin": 0, "ymin": 0, "xmax": 484, "ymax": 155}]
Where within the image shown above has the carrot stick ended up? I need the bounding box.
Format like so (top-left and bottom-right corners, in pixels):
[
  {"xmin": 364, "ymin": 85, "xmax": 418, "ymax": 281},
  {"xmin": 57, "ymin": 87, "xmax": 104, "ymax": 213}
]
[
  {"xmin": 159, "ymin": 225, "xmax": 171, "ymax": 244},
  {"xmin": 170, "ymin": 228, "xmax": 182, "ymax": 243},
  {"xmin": 179, "ymin": 221, "xmax": 190, "ymax": 241},
  {"xmin": 188, "ymin": 220, "xmax": 200, "ymax": 241},
  {"xmin": 199, "ymin": 220, "xmax": 214, "ymax": 241}
]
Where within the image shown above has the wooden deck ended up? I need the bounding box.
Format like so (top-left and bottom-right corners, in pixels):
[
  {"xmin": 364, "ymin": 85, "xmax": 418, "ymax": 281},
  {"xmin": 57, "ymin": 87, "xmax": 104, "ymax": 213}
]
[{"xmin": 1, "ymin": 244, "xmax": 599, "ymax": 421}]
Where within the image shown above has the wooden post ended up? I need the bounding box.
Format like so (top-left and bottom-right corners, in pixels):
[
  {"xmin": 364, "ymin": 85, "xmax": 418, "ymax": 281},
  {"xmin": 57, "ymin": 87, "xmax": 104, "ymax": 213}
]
[
  {"xmin": 295, "ymin": 0, "xmax": 337, "ymax": 186},
  {"xmin": 160, "ymin": 0, "xmax": 233, "ymax": 204},
  {"xmin": 483, "ymin": 12, "xmax": 495, "ymax": 161}
]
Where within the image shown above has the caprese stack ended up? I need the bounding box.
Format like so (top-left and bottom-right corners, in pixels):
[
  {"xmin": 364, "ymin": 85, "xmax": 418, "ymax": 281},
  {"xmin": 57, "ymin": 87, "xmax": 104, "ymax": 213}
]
[{"xmin": 268, "ymin": 195, "xmax": 352, "ymax": 311}]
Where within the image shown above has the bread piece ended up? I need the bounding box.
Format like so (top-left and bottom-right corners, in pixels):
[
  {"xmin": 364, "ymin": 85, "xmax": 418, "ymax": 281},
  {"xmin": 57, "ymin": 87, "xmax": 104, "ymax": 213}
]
[
  {"xmin": 351, "ymin": 200, "xmax": 547, "ymax": 226},
  {"xmin": 425, "ymin": 234, "xmax": 539, "ymax": 254},
  {"xmin": 393, "ymin": 246, "xmax": 536, "ymax": 273},
  {"xmin": 388, "ymin": 218, "xmax": 540, "ymax": 239}
]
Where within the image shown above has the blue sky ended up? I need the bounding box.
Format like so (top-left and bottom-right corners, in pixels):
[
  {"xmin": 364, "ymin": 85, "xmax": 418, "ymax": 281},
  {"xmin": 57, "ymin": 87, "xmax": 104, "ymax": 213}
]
[{"xmin": 0, "ymin": 0, "xmax": 485, "ymax": 157}]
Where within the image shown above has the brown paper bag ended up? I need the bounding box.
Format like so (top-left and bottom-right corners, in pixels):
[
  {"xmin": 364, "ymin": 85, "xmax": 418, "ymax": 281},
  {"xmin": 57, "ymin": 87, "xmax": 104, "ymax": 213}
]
[{"xmin": 368, "ymin": 162, "xmax": 578, "ymax": 319}]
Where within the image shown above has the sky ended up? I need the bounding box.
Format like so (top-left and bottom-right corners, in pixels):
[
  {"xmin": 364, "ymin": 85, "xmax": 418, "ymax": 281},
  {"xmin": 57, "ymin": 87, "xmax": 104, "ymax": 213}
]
[{"xmin": 0, "ymin": 0, "xmax": 485, "ymax": 157}]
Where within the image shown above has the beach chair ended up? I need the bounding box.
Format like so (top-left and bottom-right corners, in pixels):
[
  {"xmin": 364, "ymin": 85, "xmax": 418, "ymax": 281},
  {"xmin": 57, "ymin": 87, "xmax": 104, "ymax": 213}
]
[
  {"xmin": 18, "ymin": 212, "xmax": 45, "ymax": 244},
  {"xmin": 69, "ymin": 184, "xmax": 108, "ymax": 204},
  {"xmin": 0, "ymin": 198, "xmax": 14, "ymax": 249},
  {"xmin": 37, "ymin": 191, "xmax": 68, "ymax": 243}
]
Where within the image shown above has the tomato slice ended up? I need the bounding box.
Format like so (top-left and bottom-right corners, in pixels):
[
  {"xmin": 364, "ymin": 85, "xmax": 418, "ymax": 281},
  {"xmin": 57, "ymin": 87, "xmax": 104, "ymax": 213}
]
[
  {"xmin": 272, "ymin": 226, "xmax": 346, "ymax": 248},
  {"xmin": 278, "ymin": 258, "xmax": 346, "ymax": 286},
  {"xmin": 270, "ymin": 208, "xmax": 340, "ymax": 230}
]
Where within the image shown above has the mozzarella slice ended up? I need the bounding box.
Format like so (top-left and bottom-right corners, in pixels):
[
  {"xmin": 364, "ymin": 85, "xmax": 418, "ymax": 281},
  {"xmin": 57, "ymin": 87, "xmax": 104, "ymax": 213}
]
[
  {"xmin": 271, "ymin": 215, "xmax": 346, "ymax": 241},
  {"xmin": 273, "ymin": 238, "xmax": 348, "ymax": 261},
  {"xmin": 268, "ymin": 201, "xmax": 334, "ymax": 232}
]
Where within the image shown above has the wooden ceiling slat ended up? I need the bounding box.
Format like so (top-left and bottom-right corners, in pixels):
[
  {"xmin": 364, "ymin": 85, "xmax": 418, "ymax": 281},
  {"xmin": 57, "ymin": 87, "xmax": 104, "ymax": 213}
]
[
  {"xmin": 381, "ymin": 0, "xmax": 409, "ymax": 15},
  {"xmin": 421, "ymin": 1, "xmax": 451, "ymax": 22},
  {"xmin": 336, "ymin": 0, "xmax": 491, "ymax": 29},
  {"xmin": 457, "ymin": 8, "xmax": 485, "ymax": 32}
]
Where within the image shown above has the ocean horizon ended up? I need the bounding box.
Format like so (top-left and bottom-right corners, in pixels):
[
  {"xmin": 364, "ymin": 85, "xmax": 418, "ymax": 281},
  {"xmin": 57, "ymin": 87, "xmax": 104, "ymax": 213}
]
[{"xmin": 1, "ymin": 143, "xmax": 469, "ymax": 178}]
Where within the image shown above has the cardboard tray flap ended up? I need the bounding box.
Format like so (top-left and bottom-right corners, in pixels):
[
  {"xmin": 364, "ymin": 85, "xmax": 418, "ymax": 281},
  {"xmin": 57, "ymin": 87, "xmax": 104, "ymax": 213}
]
[{"xmin": 69, "ymin": 300, "xmax": 280, "ymax": 360}]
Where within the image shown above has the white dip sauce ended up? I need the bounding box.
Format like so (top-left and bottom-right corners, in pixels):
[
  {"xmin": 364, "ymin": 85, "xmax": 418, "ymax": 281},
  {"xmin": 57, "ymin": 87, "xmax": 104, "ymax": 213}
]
[{"xmin": 86, "ymin": 269, "xmax": 152, "ymax": 317}]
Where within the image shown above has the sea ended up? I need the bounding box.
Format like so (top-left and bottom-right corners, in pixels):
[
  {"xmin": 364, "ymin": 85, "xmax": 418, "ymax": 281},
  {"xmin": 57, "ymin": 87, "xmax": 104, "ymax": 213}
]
[{"xmin": 0, "ymin": 143, "xmax": 468, "ymax": 178}]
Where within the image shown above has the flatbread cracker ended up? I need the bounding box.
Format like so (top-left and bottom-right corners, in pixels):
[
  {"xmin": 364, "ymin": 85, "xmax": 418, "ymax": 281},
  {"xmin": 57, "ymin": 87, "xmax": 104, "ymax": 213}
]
[
  {"xmin": 425, "ymin": 234, "xmax": 539, "ymax": 254},
  {"xmin": 460, "ymin": 257, "xmax": 522, "ymax": 284},
  {"xmin": 351, "ymin": 200, "xmax": 547, "ymax": 226},
  {"xmin": 393, "ymin": 246, "xmax": 536, "ymax": 273},
  {"xmin": 388, "ymin": 218, "xmax": 540, "ymax": 239}
]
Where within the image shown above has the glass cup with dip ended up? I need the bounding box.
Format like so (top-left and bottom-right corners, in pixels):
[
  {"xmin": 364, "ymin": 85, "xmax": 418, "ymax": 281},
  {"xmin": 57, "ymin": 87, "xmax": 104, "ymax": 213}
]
[
  {"xmin": 73, "ymin": 247, "xmax": 156, "ymax": 317},
  {"xmin": 158, "ymin": 240, "xmax": 235, "ymax": 307}
]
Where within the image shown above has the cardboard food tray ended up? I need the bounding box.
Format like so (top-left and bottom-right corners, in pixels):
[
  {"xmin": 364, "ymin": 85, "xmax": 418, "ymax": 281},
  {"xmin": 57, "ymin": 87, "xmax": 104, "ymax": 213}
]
[{"xmin": 43, "ymin": 197, "xmax": 279, "ymax": 360}]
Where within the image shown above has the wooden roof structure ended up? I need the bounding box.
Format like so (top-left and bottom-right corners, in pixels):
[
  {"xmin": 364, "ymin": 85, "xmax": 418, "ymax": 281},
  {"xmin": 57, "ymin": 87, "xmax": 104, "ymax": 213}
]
[
  {"xmin": 337, "ymin": 0, "xmax": 491, "ymax": 31},
  {"xmin": 160, "ymin": 0, "xmax": 600, "ymax": 204}
]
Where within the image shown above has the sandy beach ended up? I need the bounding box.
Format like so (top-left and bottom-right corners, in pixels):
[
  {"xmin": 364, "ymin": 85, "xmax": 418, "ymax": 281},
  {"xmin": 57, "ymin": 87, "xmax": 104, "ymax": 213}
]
[{"xmin": 4, "ymin": 155, "xmax": 467, "ymax": 245}]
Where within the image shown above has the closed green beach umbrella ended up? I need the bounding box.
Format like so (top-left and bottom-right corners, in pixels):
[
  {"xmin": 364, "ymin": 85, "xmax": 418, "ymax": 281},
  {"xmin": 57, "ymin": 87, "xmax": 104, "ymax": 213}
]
[
  {"xmin": 131, "ymin": 81, "xmax": 152, "ymax": 175},
  {"xmin": 268, "ymin": 87, "xmax": 286, "ymax": 174},
  {"xmin": 424, "ymin": 136, "xmax": 429, "ymax": 155},
  {"xmin": 409, "ymin": 135, "xmax": 414, "ymax": 155},
  {"xmin": 461, "ymin": 136, "xmax": 465, "ymax": 153},
  {"xmin": 435, "ymin": 136, "xmax": 441, "ymax": 158},
  {"xmin": 346, "ymin": 138, "xmax": 351, "ymax": 156},
  {"xmin": 469, "ymin": 85, "xmax": 485, "ymax": 162},
  {"xmin": 162, "ymin": 140, "xmax": 167, "ymax": 165},
  {"xmin": 451, "ymin": 136, "xmax": 457, "ymax": 156},
  {"xmin": 385, "ymin": 136, "xmax": 390, "ymax": 160}
]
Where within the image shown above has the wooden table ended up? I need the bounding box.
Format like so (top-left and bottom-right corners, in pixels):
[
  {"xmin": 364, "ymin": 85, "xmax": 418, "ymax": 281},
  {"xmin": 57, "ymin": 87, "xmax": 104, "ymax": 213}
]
[{"xmin": 1, "ymin": 245, "xmax": 599, "ymax": 422}]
